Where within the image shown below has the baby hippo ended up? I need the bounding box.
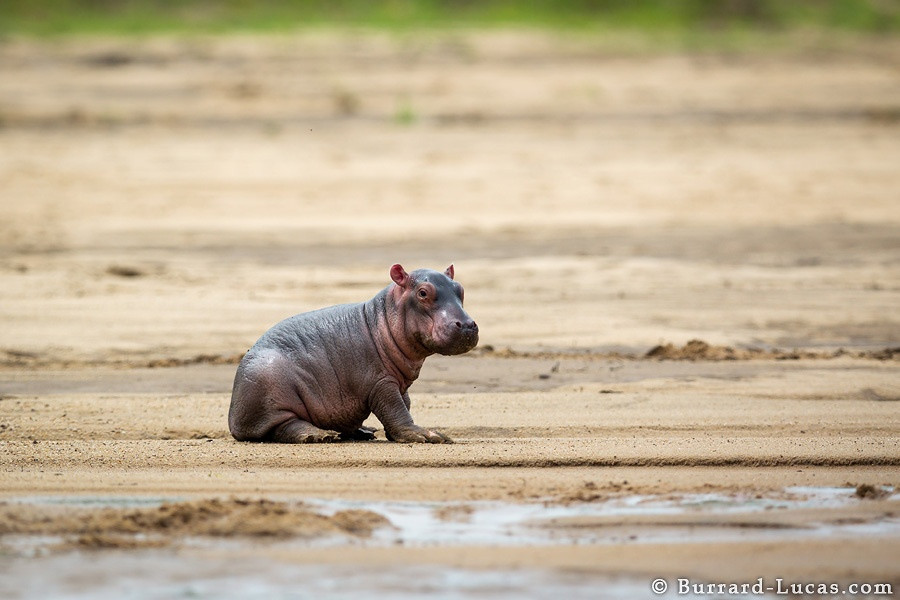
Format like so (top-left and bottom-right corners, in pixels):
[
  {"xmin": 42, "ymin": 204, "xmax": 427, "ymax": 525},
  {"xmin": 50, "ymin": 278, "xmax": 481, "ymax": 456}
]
[{"xmin": 229, "ymin": 264, "xmax": 478, "ymax": 444}]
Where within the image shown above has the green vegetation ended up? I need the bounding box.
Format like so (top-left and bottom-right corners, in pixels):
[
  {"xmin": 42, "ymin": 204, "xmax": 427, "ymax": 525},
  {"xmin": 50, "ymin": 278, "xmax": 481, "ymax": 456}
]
[
  {"xmin": 394, "ymin": 98, "xmax": 419, "ymax": 126},
  {"xmin": 1, "ymin": 0, "xmax": 899, "ymax": 36}
]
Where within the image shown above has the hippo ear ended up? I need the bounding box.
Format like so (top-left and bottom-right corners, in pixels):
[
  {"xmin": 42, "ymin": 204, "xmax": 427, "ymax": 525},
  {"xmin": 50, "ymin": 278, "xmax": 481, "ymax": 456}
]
[
  {"xmin": 390, "ymin": 264, "xmax": 410, "ymax": 287},
  {"xmin": 444, "ymin": 264, "xmax": 455, "ymax": 280}
]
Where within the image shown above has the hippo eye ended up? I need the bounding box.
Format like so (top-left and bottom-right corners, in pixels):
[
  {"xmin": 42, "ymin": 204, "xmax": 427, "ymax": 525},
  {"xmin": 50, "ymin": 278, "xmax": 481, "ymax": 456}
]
[{"xmin": 417, "ymin": 289, "xmax": 428, "ymax": 299}]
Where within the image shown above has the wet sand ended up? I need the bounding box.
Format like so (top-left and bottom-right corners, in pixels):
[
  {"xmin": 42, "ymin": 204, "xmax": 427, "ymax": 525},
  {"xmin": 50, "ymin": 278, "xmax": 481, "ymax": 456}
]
[{"xmin": 1, "ymin": 32, "xmax": 899, "ymax": 596}]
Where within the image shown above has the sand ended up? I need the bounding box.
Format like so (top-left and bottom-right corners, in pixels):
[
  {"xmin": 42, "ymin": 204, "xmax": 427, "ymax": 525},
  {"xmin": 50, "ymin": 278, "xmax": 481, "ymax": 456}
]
[{"xmin": 0, "ymin": 32, "xmax": 898, "ymax": 596}]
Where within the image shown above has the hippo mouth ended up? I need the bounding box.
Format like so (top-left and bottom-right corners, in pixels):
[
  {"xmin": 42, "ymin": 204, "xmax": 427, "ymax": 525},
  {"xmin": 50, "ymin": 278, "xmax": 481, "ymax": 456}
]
[
  {"xmin": 439, "ymin": 331, "xmax": 479, "ymax": 356},
  {"xmin": 417, "ymin": 327, "xmax": 479, "ymax": 356}
]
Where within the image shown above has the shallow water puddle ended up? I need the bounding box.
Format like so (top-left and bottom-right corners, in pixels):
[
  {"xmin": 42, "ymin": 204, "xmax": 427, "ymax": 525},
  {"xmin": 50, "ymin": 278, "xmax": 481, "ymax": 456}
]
[
  {"xmin": 0, "ymin": 554, "xmax": 744, "ymax": 600},
  {"xmin": 308, "ymin": 486, "xmax": 900, "ymax": 547},
  {"xmin": 5, "ymin": 486, "xmax": 898, "ymax": 550},
  {"xmin": 2, "ymin": 487, "xmax": 897, "ymax": 600}
]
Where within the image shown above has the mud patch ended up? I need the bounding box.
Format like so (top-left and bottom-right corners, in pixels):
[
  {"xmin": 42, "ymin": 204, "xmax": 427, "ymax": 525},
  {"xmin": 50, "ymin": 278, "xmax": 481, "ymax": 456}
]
[
  {"xmin": 476, "ymin": 341, "xmax": 899, "ymax": 363},
  {"xmin": 644, "ymin": 339, "xmax": 899, "ymax": 361},
  {"xmin": 0, "ymin": 498, "xmax": 391, "ymax": 548},
  {"xmin": 0, "ymin": 350, "xmax": 245, "ymax": 369},
  {"xmin": 105, "ymin": 264, "xmax": 144, "ymax": 278},
  {"xmin": 855, "ymin": 484, "xmax": 892, "ymax": 500},
  {"xmin": 434, "ymin": 503, "xmax": 476, "ymax": 522},
  {"xmin": 143, "ymin": 353, "xmax": 245, "ymax": 368}
]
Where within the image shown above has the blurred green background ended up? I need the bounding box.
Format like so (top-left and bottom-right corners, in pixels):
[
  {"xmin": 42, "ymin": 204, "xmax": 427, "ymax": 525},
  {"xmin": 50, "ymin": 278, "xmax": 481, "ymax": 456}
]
[{"xmin": 2, "ymin": 0, "xmax": 899, "ymax": 36}]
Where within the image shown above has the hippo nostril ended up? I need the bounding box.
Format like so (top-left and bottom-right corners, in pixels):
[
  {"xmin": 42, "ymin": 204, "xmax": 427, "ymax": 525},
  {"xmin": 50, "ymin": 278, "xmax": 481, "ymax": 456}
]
[{"xmin": 454, "ymin": 320, "xmax": 478, "ymax": 332}]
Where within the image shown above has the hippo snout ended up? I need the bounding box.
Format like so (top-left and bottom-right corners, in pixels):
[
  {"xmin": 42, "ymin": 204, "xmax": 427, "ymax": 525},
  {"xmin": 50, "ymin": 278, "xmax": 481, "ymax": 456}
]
[{"xmin": 440, "ymin": 318, "xmax": 478, "ymax": 355}]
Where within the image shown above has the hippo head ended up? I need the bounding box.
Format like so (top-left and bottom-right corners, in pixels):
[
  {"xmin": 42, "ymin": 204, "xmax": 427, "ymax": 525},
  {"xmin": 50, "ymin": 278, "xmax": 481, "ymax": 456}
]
[{"xmin": 390, "ymin": 264, "xmax": 479, "ymax": 356}]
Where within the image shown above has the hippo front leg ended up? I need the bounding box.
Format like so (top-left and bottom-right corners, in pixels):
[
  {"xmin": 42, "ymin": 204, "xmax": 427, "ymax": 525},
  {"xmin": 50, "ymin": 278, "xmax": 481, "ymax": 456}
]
[{"xmin": 370, "ymin": 381, "xmax": 452, "ymax": 444}]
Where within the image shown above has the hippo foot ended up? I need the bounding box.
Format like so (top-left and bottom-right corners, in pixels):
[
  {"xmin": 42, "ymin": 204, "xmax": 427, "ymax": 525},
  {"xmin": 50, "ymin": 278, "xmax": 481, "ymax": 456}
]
[
  {"xmin": 340, "ymin": 426, "xmax": 377, "ymax": 441},
  {"xmin": 297, "ymin": 430, "xmax": 340, "ymax": 443},
  {"xmin": 269, "ymin": 418, "xmax": 340, "ymax": 444},
  {"xmin": 386, "ymin": 425, "xmax": 454, "ymax": 444}
]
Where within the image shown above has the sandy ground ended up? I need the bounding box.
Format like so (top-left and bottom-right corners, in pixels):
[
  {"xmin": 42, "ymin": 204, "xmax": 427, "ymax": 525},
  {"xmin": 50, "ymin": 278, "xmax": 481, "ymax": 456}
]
[{"xmin": 1, "ymin": 32, "xmax": 899, "ymax": 596}]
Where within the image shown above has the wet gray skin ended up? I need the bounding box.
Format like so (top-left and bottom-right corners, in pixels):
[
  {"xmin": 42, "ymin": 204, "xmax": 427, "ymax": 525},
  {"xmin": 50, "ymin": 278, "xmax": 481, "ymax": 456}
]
[{"xmin": 229, "ymin": 264, "xmax": 478, "ymax": 444}]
